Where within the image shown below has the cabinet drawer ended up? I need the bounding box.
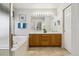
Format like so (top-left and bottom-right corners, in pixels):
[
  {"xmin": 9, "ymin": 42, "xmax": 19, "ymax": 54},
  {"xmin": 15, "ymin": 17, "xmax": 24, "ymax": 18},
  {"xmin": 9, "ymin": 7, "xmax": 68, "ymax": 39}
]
[
  {"xmin": 42, "ymin": 34, "xmax": 51, "ymax": 39},
  {"xmin": 54, "ymin": 34, "xmax": 62, "ymax": 39},
  {"xmin": 41, "ymin": 34, "xmax": 50, "ymax": 37},
  {"xmin": 40, "ymin": 39, "xmax": 50, "ymax": 46},
  {"xmin": 29, "ymin": 34, "xmax": 62, "ymax": 47}
]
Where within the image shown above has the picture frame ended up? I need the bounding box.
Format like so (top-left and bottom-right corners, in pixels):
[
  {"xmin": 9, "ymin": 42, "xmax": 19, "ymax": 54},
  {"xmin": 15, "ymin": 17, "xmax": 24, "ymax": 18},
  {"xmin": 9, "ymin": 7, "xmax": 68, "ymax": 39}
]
[
  {"xmin": 23, "ymin": 23, "xmax": 27, "ymax": 29},
  {"xmin": 18, "ymin": 23, "xmax": 21, "ymax": 29},
  {"xmin": 19, "ymin": 14, "xmax": 26, "ymax": 21},
  {"xmin": 17, "ymin": 22, "xmax": 27, "ymax": 29}
]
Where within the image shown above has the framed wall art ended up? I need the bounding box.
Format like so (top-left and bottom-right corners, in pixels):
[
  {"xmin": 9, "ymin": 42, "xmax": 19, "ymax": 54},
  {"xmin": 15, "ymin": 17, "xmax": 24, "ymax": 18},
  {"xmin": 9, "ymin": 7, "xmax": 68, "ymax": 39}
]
[{"xmin": 19, "ymin": 14, "xmax": 26, "ymax": 21}]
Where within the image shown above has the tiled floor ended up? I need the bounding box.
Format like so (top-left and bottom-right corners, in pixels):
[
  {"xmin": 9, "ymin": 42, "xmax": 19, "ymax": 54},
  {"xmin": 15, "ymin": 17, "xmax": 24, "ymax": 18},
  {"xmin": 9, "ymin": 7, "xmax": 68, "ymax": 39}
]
[{"xmin": 25, "ymin": 47, "xmax": 71, "ymax": 56}]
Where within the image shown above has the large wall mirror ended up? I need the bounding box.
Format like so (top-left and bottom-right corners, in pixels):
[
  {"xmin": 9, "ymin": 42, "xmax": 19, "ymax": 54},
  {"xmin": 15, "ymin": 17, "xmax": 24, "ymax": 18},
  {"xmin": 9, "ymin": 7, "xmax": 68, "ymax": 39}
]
[{"xmin": 31, "ymin": 16, "xmax": 45, "ymax": 32}]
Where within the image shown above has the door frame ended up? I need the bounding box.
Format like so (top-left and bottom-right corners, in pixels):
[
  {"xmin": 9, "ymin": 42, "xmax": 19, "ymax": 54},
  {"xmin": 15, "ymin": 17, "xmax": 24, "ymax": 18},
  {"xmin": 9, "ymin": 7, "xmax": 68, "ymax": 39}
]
[{"xmin": 62, "ymin": 4, "xmax": 71, "ymax": 48}]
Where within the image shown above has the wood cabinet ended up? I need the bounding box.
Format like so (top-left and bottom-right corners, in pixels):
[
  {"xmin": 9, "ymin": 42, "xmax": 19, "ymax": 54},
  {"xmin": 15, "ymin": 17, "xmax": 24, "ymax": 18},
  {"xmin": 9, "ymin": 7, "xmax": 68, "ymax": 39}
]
[
  {"xmin": 29, "ymin": 34, "xmax": 41, "ymax": 46},
  {"xmin": 40, "ymin": 34, "xmax": 51, "ymax": 46},
  {"xmin": 50, "ymin": 34, "xmax": 62, "ymax": 46},
  {"xmin": 29, "ymin": 34, "xmax": 62, "ymax": 47}
]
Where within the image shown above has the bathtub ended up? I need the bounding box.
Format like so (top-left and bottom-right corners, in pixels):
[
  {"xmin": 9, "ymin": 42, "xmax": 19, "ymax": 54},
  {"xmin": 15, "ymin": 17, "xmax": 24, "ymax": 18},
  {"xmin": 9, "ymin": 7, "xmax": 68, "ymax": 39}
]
[
  {"xmin": 0, "ymin": 39, "xmax": 9, "ymax": 56},
  {"xmin": 11, "ymin": 36, "xmax": 29, "ymax": 56},
  {"xmin": 0, "ymin": 46, "xmax": 9, "ymax": 56}
]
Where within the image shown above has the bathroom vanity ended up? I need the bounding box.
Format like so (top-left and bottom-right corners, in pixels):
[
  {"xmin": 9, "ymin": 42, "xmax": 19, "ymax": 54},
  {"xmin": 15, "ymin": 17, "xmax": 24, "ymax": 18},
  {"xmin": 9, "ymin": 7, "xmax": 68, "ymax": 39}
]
[
  {"xmin": 29, "ymin": 33, "xmax": 62, "ymax": 47},
  {"xmin": 29, "ymin": 15, "xmax": 62, "ymax": 47}
]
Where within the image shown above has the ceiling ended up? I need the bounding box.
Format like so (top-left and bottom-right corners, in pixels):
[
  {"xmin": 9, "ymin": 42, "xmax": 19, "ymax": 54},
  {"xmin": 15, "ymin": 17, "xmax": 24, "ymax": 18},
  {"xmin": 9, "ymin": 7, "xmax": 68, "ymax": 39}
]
[{"xmin": 13, "ymin": 3, "xmax": 70, "ymax": 9}]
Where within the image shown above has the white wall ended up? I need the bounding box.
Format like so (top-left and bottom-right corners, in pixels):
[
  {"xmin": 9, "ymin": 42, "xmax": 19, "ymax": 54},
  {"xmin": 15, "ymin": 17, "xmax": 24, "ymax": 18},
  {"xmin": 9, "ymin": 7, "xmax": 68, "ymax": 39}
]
[
  {"xmin": 57, "ymin": 7, "xmax": 63, "ymax": 34},
  {"xmin": 13, "ymin": 9, "xmax": 30, "ymax": 35},
  {"xmin": 71, "ymin": 3, "xmax": 79, "ymax": 56},
  {"xmin": 0, "ymin": 9, "xmax": 9, "ymax": 49},
  {"xmin": 57, "ymin": 3, "xmax": 70, "ymax": 34},
  {"xmin": 13, "ymin": 9, "xmax": 57, "ymax": 35},
  {"xmin": 57, "ymin": 5, "xmax": 68, "ymax": 33}
]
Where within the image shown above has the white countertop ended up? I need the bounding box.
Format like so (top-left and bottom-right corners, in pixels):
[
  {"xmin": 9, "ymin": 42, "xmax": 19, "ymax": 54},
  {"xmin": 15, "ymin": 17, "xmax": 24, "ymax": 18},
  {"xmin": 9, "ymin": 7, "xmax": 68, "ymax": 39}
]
[
  {"xmin": 0, "ymin": 38, "xmax": 9, "ymax": 49},
  {"xmin": 0, "ymin": 45, "xmax": 9, "ymax": 49},
  {"xmin": 29, "ymin": 32, "xmax": 63, "ymax": 34}
]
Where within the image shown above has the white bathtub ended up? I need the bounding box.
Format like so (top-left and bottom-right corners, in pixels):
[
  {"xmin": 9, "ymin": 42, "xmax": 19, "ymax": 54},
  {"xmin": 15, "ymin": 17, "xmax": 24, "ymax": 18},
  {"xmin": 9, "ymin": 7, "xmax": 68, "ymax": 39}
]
[
  {"xmin": 0, "ymin": 47, "xmax": 9, "ymax": 56},
  {"xmin": 11, "ymin": 36, "xmax": 29, "ymax": 56},
  {"xmin": 0, "ymin": 42, "xmax": 9, "ymax": 56}
]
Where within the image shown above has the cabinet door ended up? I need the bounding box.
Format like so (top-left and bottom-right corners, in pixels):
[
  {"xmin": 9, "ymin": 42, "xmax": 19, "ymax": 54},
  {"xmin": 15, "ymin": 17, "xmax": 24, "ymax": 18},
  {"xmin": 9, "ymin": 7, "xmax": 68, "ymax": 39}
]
[
  {"xmin": 50, "ymin": 34, "xmax": 55, "ymax": 46},
  {"xmin": 29, "ymin": 34, "xmax": 41, "ymax": 46},
  {"xmin": 29, "ymin": 34, "xmax": 34, "ymax": 46},
  {"xmin": 50, "ymin": 34, "xmax": 61, "ymax": 46},
  {"xmin": 54, "ymin": 34, "xmax": 61, "ymax": 46}
]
